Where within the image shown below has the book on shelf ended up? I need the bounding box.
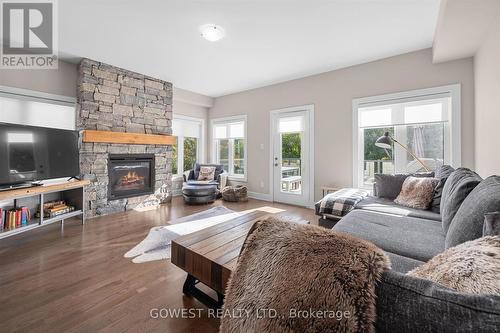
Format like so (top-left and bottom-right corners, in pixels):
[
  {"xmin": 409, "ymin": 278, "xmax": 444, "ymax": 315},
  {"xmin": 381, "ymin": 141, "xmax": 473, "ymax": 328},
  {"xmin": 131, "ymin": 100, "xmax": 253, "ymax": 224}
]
[
  {"xmin": 0, "ymin": 207, "xmax": 32, "ymax": 231},
  {"xmin": 37, "ymin": 200, "xmax": 75, "ymax": 219}
]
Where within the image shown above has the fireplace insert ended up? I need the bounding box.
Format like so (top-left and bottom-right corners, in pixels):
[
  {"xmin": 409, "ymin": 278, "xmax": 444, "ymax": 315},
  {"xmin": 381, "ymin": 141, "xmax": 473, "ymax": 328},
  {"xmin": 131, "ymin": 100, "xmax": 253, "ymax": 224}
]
[{"xmin": 108, "ymin": 154, "xmax": 155, "ymax": 200}]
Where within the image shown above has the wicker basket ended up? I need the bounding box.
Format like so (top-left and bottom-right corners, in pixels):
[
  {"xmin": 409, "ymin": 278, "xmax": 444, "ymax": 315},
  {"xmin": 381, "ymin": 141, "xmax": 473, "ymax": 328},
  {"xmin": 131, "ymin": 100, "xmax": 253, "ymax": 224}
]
[{"xmin": 221, "ymin": 185, "xmax": 248, "ymax": 202}]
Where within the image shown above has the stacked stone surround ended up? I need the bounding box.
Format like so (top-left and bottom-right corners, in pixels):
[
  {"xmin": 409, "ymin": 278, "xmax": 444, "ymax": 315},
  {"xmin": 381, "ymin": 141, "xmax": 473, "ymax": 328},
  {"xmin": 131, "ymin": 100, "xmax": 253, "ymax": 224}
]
[{"xmin": 76, "ymin": 58, "xmax": 173, "ymax": 217}]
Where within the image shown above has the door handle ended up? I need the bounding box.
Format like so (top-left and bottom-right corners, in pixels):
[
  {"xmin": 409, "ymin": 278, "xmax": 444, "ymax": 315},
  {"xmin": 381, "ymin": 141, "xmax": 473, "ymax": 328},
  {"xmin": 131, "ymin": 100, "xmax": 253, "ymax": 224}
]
[{"xmin": 274, "ymin": 163, "xmax": 278, "ymax": 167}]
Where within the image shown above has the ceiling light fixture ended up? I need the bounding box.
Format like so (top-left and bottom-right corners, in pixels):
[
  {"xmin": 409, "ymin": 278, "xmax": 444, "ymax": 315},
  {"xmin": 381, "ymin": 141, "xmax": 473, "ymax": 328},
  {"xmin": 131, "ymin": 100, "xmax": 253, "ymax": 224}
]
[{"xmin": 199, "ymin": 24, "xmax": 225, "ymax": 42}]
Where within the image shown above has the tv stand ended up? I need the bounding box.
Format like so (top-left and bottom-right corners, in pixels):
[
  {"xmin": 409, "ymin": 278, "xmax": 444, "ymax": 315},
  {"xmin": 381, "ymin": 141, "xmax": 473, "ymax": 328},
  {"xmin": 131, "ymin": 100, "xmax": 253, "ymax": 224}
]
[
  {"xmin": 0, "ymin": 180, "xmax": 90, "ymax": 239},
  {"xmin": 0, "ymin": 182, "xmax": 33, "ymax": 192}
]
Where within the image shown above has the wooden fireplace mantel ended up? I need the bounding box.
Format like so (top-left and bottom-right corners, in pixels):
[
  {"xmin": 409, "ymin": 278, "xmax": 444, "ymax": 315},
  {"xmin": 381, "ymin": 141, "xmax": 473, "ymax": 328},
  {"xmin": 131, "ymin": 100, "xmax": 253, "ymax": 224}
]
[{"xmin": 82, "ymin": 130, "xmax": 176, "ymax": 145}]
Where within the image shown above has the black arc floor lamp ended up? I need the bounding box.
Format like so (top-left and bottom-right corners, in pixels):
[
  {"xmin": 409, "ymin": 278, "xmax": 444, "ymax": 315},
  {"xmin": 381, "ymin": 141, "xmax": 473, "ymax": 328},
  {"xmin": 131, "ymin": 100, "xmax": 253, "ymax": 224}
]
[{"xmin": 375, "ymin": 132, "xmax": 431, "ymax": 172}]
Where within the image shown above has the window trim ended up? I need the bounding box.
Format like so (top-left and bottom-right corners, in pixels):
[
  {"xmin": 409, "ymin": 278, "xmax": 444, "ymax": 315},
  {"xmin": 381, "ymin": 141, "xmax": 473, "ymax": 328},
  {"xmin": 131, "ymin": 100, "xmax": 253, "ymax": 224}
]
[
  {"xmin": 210, "ymin": 115, "xmax": 248, "ymax": 181},
  {"xmin": 352, "ymin": 84, "xmax": 461, "ymax": 188},
  {"xmin": 172, "ymin": 114, "xmax": 205, "ymax": 176}
]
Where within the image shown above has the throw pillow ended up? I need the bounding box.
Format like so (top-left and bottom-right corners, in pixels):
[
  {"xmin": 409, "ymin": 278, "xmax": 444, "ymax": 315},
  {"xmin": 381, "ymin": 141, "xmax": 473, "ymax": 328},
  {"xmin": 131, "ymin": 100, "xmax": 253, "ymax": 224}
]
[
  {"xmin": 440, "ymin": 168, "xmax": 482, "ymax": 234},
  {"xmin": 430, "ymin": 165, "xmax": 455, "ymax": 213},
  {"xmin": 193, "ymin": 163, "xmax": 223, "ymax": 181},
  {"xmin": 197, "ymin": 166, "xmax": 216, "ymax": 181},
  {"xmin": 394, "ymin": 176, "xmax": 439, "ymax": 210},
  {"xmin": 374, "ymin": 172, "xmax": 434, "ymax": 200},
  {"xmin": 446, "ymin": 176, "xmax": 500, "ymax": 248},
  {"xmin": 408, "ymin": 236, "xmax": 500, "ymax": 295},
  {"xmin": 484, "ymin": 212, "xmax": 500, "ymax": 236}
]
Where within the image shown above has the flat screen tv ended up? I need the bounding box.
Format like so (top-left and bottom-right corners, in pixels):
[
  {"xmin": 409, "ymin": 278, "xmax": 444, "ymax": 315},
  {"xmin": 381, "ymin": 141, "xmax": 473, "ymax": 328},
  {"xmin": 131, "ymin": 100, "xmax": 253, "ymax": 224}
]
[{"xmin": 0, "ymin": 123, "xmax": 80, "ymax": 186}]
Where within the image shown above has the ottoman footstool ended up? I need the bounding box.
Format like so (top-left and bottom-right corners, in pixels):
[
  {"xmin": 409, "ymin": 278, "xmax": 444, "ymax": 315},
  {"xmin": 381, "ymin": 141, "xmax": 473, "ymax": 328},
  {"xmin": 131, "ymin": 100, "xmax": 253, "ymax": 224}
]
[{"xmin": 182, "ymin": 184, "xmax": 218, "ymax": 204}]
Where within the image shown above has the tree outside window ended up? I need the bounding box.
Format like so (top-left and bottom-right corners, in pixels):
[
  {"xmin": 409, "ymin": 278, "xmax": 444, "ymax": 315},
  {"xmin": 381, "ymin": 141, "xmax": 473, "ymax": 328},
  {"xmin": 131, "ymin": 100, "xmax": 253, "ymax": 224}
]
[
  {"xmin": 233, "ymin": 138, "xmax": 245, "ymax": 175},
  {"xmin": 171, "ymin": 138, "xmax": 178, "ymax": 174},
  {"xmin": 218, "ymin": 139, "xmax": 229, "ymax": 172},
  {"xmin": 183, "ymin": 137, "xmax": 198, "ymax": 171},
  {"xmin": 362, "ymin": 127, "xmax": 394, "ymax": 186},
  {"xmin": 281, "ymin": 132, "xmax": 301, "ymax": 171}
]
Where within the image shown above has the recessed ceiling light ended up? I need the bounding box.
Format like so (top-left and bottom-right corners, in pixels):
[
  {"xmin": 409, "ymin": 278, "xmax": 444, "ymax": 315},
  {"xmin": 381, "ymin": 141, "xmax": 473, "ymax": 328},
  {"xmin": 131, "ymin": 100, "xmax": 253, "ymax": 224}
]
[{"xmin": 199, "ymin": 24, "xmax": 225, "ymax": 42}]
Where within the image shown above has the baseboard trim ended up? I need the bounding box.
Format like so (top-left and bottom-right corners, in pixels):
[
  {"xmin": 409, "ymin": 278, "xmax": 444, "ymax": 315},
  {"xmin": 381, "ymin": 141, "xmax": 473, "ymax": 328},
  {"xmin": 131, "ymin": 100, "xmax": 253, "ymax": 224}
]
[{"xmin": 247, "ymin": 191, "xmax": 273, "ymax": 202}]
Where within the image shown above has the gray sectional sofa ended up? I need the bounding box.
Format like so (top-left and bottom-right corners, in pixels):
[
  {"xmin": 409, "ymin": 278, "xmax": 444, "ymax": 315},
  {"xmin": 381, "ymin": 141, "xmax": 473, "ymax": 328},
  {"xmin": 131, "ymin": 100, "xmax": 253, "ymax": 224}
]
[{"xmin": 316, "ymin": 167, "xmax": 500, "ymax": 332}]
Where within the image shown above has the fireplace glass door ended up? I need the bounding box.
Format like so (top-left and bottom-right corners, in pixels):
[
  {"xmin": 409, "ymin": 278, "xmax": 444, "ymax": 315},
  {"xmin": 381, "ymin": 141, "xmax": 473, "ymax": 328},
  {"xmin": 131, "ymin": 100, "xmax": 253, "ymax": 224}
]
[{"xmin": 108, "ymin": 154, "xmax": 154, "ymax": 200}]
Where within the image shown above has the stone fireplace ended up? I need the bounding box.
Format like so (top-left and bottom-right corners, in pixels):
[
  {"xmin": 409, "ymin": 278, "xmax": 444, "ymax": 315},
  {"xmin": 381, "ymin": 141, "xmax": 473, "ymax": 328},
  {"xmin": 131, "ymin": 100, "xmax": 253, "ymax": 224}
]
[
  {"xmin": 76, "ymin": 58, "xmax": 173, "ymax": 217},
  {"xmin": 108, "ymin": 154, "xmax": 155, "ymax": 200}
]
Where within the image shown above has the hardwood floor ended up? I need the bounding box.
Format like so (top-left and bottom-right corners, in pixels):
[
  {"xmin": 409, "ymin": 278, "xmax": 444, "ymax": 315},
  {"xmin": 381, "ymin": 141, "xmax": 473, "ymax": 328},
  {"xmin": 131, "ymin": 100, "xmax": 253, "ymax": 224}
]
[{"xmin": 0, "ymin": 197, "xmax": 317, "ymax": 333}]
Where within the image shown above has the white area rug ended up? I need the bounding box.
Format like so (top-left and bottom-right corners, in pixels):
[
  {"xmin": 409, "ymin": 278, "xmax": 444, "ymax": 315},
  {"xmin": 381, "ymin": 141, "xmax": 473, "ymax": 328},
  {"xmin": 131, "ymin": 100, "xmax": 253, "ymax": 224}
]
[{"xmin": 124, "ymin": 206, "xmax": 240, "ymax": 263}]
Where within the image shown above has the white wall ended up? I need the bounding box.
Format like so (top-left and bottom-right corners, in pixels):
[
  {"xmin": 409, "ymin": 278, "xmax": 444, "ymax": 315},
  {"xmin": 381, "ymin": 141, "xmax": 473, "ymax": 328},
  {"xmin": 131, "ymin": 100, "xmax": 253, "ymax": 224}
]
[
  {"xmin": 432, "ymin": 0, "xmax": 500, "ymax": 177},
  {"xmin": 209, "ymin": 48, "xmax": 475, "ymax": 201},
  {"xmin": 474, "ymin": 18, "xmax": 500, "ymax": 176}
]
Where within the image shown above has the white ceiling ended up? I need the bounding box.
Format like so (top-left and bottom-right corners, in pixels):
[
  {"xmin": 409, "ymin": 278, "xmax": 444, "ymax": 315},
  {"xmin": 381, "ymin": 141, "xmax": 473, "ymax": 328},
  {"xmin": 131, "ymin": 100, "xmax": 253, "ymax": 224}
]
[
  {"xmin": 59, "ymin": 0, "xmax": 441, "ymax": 97},
  {"xmin": 433, "ymin": 0, "xmax": 500, "ymax": 63}
]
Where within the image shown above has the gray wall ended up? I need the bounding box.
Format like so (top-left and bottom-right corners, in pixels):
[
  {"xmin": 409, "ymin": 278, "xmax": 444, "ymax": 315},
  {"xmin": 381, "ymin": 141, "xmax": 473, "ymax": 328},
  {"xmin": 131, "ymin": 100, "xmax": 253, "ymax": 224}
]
[
  {"xmin": 474, "ymin": 18, "xmax": 500, "ymax": 176},
  {"xmin": 0, "ymin": 60, "xmax": 78, "ymax": 97},
  {"xmin": 172, "ymin": 96, "xmax": 212, "ymax": 195},
  {"xmin": 172, "ymin": 87, "xmax": 213, "ymax": 164},
  {"xmin": 209, "ymin": 48, "xmax": 475, "ymax": 201}
]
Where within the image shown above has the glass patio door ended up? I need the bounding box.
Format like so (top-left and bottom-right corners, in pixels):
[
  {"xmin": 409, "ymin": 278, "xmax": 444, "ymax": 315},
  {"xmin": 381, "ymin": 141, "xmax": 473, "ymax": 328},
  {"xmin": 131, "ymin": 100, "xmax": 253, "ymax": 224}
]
[{"xmin": 272, "ymin": 110, "xmax": 311, "ymax": 206}]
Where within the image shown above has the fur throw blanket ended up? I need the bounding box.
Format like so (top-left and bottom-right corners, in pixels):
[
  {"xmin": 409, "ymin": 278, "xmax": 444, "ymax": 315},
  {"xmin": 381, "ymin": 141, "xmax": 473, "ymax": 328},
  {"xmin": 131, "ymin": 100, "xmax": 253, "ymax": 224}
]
[
  {"xmin": 408, "ymin": 236, "xmax": 500, "ymax": 295},
  {"xmin": 220, "ymin": 217, "xmax": 389, "ymax": 333}
]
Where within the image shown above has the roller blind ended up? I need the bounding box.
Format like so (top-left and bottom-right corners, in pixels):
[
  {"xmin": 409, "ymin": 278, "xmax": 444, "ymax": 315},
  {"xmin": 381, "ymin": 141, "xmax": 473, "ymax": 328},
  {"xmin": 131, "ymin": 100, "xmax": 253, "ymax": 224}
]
[
  {"xmin": 172, "ymin": 118, "xmax": 201, "ymax": 138},
  {"xmin": 279, "ymin": 116, "xmax": 303, "ymax": 133},
  {"xmin": 214, "ymin": 121, "xmax": 245, "ymax": 139},
  {"xmin": 358, "ymin": 95, "xmax": 451, "ymax": 128},
  {"xmin": 0, "ymin": 94, "xmax": 75, "ymax": 130}
]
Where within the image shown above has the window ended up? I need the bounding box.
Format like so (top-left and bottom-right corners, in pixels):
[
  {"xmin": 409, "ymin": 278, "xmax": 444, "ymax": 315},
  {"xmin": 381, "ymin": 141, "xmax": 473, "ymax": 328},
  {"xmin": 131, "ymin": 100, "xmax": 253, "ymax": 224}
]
[
  {"xmin": 183, "ymin": 137, "xmax": 198, "ymax": 171},
  {"xmin": 171, "ymin": 137, "xmax": 178, "ymax": 174},
  {"xmin": 212, "ymin": 116, "xmax": 247, "ymax": 179},
  {"xmin": 171, "ymin": 116, "xmax": 203, "ymax": 175},
  {"xmin": 0, "ymin": 88, "xmax": 76, "ymax": 130},
  {"xmin": 353, "ymin": 85, "xmax": 461, "ymax": 189}
]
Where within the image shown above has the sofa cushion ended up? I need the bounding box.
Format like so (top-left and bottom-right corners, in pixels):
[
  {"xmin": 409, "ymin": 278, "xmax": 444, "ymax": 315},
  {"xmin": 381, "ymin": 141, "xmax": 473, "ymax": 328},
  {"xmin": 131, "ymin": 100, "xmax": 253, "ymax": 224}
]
[
  {"xmin": 394, "ymin": 176, "xmax": 439, "ymax": 210},
  {"xmin": 193, "ymin": 163, "xmax": 224, "ymax": 181},
  {"xmin": 374, "ymin": 172, "xmax": 434, "ymax": 200},
  {"xmin": 484, "ymin": 212, "xmax": 500, "ymax": 236},
  {"xmin": 385, "ymin": 251, "xmax": 424, "ymax": 273},
  {"xmin": 440, "ymin": 168, "xmax": 482, "ymax": 234},
  {"xmin": 374, "ymin": 174, "xmax": 409, "ymax": 199},
  {"xmin": 354, "ymin": 196, "xmax": 441, "ymax": 221},
  {"xmin": 446, "ymin": 176, "xmax": 500, "ymax": 248},
  {"xmin": 197, "ymin": 166, "xmax": 216, "ymax": 181},
  {"xmin": 430, "ymin": 165, "xmax": 455, "ymax": 213},
  {"xmin": 334, "ymin": 210, "xmax": 445, "ymax": 262},
  {"xmin": 375, "ymin": 270, "xmax": 500, "ymax": 333}
]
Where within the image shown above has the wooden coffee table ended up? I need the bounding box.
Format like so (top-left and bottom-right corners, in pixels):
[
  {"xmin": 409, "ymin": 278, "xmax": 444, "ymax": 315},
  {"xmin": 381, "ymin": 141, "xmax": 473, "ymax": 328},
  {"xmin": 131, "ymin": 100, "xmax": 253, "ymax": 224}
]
[{"xmin": 171, "ymin": 210, "xmax": 271, "ymax": 308}]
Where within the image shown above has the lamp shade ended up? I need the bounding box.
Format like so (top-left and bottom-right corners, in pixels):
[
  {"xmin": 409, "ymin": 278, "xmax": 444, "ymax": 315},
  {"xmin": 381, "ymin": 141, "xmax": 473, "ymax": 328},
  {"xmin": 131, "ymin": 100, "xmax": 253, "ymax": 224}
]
[{"xmin": 375, "ymin": 132, "xmax": 393, "ymax": 149}]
